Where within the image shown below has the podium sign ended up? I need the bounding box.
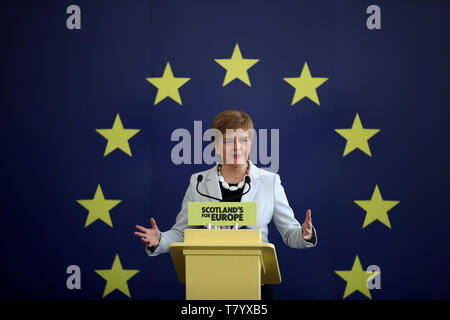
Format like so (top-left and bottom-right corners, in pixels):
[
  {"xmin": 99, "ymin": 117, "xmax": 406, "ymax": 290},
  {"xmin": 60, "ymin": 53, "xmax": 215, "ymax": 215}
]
[{"xmin": 188, "ymin": 202, "xmax": 257, "ymax": 226}]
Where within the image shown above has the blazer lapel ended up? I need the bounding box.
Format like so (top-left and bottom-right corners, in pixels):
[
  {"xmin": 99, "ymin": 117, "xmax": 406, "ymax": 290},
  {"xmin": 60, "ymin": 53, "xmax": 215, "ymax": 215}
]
[
  {"xmin": 204, "ymin": 164, "xmax": 221, "ymax": 202},
  {"xmin": 240, "ymin": 160, "xmax": 260, "ymax": 203}
]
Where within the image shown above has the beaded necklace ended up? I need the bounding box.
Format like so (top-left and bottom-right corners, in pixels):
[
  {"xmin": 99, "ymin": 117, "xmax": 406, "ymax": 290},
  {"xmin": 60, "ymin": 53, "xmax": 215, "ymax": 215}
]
[{"xmin": 217, "ymin": 160, "xmax": 249, "ymax": 191}]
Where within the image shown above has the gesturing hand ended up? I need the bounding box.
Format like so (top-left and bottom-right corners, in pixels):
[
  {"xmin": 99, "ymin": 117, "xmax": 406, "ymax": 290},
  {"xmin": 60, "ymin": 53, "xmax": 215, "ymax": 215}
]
[
  {"xmin": 134, "ymin": 218, "xmax": 161, "ymax": 248},
  {"xmin": 302, "ymin": 209, "xmax": 313, "ymax": 240}
]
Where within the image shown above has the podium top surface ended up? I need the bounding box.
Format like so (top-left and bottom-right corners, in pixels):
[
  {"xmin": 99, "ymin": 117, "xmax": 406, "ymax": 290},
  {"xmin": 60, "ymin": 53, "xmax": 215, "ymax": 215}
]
[
  {"xmin": 184, "ymin": 228, "xmax": 262, "ymax": 243},
  {"xmin": 169, "ymin": 229, "xmax": 282, "ymax": 285}
]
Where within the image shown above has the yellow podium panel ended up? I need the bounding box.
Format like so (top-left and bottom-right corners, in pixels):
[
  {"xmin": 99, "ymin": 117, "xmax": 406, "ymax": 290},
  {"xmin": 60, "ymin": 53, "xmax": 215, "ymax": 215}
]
[
  {"xmin": 169, "ymin": 229, "xmax": 281, "ymax": 300},
  {"xmin": 184, "ymin": 249, "xmax": 261, "ymax": 300}
]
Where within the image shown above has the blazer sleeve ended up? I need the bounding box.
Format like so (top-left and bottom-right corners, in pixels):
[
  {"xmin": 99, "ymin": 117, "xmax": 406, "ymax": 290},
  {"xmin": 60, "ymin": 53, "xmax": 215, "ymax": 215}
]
[
  {"xmin": 145, "ymin": 175, "xmax": 194, "ymax": 257},
  {"xmin": 272, "ymin": 174, "xmax": 317, "ymax": 249}
]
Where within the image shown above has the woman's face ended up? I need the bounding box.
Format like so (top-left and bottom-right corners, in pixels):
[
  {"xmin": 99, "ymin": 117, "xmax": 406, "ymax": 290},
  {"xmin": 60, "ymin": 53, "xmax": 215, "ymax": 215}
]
[{"xmin": 215, "ymin": 128, "xmax": 252, "ymax": 166}]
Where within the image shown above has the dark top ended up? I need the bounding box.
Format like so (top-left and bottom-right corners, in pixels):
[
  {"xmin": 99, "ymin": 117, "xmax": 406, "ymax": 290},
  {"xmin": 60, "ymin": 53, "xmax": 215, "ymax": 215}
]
[{"xmin": 220, "ymin": 183, "xmax": 244, "ymax": 202}]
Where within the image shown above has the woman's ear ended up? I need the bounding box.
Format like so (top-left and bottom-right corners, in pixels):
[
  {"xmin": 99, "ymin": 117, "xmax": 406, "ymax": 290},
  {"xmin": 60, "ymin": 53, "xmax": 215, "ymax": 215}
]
[
  {"xmin": 214, "ymin": 148, "xmax": 223, "ymax": 164},
  {"xmin": 214, "ymin": 145, "xmax": 221, "ymax": 159}
]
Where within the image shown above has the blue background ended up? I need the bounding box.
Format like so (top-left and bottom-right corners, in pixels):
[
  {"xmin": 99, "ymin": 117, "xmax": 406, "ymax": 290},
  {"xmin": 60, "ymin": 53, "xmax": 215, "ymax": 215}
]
[{"xmin": 1, "ymin": 0, "xmax": 449, "ymax": 299}]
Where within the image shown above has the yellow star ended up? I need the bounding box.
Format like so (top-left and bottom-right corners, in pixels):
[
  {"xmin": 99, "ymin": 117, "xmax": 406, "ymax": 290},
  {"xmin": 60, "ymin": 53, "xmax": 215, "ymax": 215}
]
[
  {"xmin": 96, "ymin": 114, "xmax": 140, "ymax": 157},
  {"xmin": 145, "ymin": 62, "xmax": 191, "ymax": 105},
  {"xmin": 214, "ymin": 43, "xmax": 259, "ymax": 87},
  {"xmin": 335, "ymin": 113, "xmax": 380, "ymax": 157},
  {"xmin": 334, "ymin": 255, "xmax": 380, "ymax": 299},
  {"xmin": 77, "ymin": 185, "xmax": 121, "ymax": 228},
  {"xmin": 283, "ymin": 62, "xmax": 328, "ymax": 106},
  {"xmin": 354, "ymin": 185, "xmax": 400, "ymax": 229},
  {"xmin": 95, "ymin": 254, "xmax": 139, "ymax": 298}
]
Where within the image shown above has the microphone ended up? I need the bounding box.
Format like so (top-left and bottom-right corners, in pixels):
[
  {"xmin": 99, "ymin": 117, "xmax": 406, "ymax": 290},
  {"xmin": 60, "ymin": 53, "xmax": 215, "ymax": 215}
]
[
  {"xmin": 196, "ymin": 175, "xmax": 252, "ymax": 202},
  {"xmin": 196, "ymin": 175, "xmax": 252, "ymax": 230},
  {"xmin": 196, "ymin": 175, "xmax": 223, "ymax": 202}
]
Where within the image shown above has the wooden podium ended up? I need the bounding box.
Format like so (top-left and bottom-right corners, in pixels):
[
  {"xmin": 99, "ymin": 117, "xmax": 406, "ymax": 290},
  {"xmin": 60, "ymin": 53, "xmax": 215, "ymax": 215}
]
[{"xmin": 169, "ymin": 229, "xmax": 281, "ymax": 300}]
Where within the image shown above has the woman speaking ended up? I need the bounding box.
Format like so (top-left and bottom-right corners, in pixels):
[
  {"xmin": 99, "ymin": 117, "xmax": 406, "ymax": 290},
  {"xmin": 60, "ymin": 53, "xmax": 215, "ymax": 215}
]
[{"xmin": 134, "ymin": 110, "xmax": 317, "ymax": 299}]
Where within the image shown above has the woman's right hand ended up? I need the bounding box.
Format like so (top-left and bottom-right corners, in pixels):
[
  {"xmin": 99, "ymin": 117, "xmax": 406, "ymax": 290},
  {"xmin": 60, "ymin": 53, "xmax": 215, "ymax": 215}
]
[{"xmin": 134, "ymin": 217, "xmax": 161, "ymax": 248}]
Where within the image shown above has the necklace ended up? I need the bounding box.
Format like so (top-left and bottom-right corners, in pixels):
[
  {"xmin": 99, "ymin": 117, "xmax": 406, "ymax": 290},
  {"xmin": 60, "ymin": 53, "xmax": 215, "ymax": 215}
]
[{"xmin": 217, "ymin": 160, "xmax": 249, "ymax": 191}]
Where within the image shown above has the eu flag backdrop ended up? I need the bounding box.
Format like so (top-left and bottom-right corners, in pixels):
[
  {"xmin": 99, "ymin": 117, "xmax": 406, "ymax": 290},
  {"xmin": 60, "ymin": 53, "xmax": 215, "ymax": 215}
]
[{"xmin": 1, "ymin": 0, "xmax": 449, "ymax": 300}]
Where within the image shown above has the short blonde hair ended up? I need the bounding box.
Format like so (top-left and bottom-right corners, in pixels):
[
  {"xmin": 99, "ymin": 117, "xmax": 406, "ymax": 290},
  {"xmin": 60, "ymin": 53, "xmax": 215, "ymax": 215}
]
[{"xmin": 211, "ymin": 110, "xmax": 254, "ymax": 142}]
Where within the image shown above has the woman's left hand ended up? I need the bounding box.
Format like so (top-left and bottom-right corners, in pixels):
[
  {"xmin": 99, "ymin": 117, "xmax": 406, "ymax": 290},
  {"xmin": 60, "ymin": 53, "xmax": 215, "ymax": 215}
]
[{"xmin": 302, "ymin": 209, "xmax": 313, "ymax": 240}]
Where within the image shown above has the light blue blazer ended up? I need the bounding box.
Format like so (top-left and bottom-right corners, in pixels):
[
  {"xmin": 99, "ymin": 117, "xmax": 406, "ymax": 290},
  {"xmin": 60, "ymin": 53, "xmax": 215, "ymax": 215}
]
[{"xmin": 146, "ymin": 160, "xmax": 317, "ymax": 256}]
